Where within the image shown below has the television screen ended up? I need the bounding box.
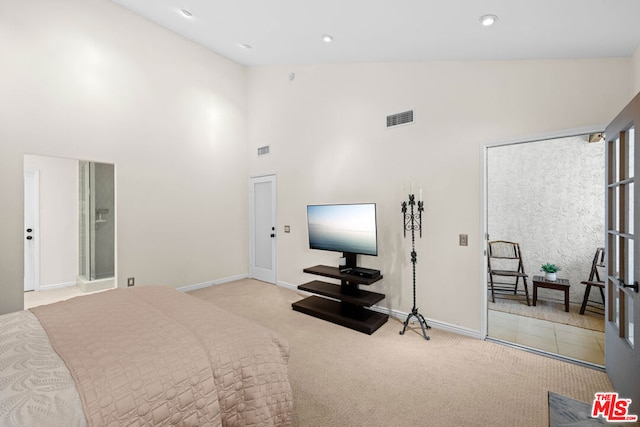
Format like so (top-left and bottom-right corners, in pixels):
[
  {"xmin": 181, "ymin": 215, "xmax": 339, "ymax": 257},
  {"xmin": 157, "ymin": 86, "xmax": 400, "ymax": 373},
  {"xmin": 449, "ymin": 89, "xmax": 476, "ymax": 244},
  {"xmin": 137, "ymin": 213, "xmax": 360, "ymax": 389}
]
[{"xmin": 307, "ymin": 203, "xmax": 378, "ymax": 256}]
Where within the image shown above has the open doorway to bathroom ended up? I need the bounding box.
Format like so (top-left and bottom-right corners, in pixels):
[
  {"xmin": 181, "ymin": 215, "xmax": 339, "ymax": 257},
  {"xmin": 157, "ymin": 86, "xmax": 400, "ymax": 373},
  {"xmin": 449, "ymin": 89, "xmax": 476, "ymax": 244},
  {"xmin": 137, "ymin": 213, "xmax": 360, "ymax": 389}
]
[
  {"xmin": 24, "ymin": 155, "xmax": 115, "ymax": 309},
  {"xmin": 485, "ymin": 133, "xmax": 606, "ymax": 366}
]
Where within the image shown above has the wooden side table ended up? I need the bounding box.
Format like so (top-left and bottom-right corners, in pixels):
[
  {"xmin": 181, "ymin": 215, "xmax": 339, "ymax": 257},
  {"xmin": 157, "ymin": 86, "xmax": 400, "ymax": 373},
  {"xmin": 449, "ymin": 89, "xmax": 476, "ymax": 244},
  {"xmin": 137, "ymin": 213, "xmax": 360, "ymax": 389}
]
[{"xmin": 532, "ymin": 275, "xmax": 570, "ymax": 312}]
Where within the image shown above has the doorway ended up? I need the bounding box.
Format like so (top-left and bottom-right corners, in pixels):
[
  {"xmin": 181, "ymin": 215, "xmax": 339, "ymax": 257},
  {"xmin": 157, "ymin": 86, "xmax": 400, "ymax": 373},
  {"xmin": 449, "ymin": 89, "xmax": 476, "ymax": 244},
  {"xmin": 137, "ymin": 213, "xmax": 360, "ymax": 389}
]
[
  {"xmin": 249, "ymin": 174, "xmax": 277, "ymax": 284},
  {"xmin": 484, "ymin": 132, "xmax": 606, "ymax": 365},
  {"xmin": 23, "ymin": 155, "xmax": 116, "ymax": 308}
]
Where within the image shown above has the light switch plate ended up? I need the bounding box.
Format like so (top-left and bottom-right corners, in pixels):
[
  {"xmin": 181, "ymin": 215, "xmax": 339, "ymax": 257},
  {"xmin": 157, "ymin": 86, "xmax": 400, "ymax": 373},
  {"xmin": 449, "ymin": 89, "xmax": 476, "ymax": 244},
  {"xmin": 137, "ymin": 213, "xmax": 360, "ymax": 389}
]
[{"xmin": 459, "ymin": 234, "xmax": 468, "ymax": 246}]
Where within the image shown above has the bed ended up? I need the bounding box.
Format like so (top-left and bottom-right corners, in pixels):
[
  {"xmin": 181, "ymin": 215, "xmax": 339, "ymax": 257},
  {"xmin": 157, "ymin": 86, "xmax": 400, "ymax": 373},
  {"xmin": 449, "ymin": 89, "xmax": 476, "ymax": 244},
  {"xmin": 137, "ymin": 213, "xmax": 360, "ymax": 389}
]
[{"xmin": 0, "ymin": 286, "xmax": 293, "ymax": 426}]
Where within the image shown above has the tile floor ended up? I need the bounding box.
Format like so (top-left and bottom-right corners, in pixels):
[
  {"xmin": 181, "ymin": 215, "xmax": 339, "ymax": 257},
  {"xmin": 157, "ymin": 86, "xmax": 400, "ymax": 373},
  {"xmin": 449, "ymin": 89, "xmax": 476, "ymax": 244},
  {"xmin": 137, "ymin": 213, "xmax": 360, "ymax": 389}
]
[
  {"xmin": 24, "ymin": 285, "xmax": 110, "ymax": 309},
  {"xmin": 488, "ymin": 309, "xmax": 605, "ymax": 365}
]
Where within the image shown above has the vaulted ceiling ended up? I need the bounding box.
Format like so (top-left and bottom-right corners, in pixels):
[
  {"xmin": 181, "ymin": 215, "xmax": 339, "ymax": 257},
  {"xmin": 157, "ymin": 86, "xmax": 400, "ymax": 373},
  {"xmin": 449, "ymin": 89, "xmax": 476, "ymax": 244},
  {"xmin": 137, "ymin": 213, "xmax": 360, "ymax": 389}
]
[{"xmin": 111, "ymin": 0, "xmax": 640, "ymax": 66}]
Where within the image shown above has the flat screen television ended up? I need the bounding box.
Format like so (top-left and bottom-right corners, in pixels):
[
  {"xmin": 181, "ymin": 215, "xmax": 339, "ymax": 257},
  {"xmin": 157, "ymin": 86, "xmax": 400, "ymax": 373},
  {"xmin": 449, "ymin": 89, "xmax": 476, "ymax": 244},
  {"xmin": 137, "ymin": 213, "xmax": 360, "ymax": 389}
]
[{"xmin": 307, "ymin": 203, "xmax": 378, "ymax": 263}]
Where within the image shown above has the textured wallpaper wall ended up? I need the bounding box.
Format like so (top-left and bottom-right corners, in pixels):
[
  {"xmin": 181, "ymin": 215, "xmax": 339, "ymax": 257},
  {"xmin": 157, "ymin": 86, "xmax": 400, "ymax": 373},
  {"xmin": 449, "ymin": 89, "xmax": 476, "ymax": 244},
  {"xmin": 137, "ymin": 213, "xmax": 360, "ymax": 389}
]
[{"xmin": 488, "ymin": 135, "xmax": 605, "ymax": 304}]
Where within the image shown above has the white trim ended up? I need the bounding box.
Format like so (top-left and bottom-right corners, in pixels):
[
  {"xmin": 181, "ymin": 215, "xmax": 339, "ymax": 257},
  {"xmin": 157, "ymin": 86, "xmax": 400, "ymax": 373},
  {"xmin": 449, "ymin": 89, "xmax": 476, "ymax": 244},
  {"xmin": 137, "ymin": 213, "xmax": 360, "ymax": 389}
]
[
  {"xmin": 369, "ymin": 305, "xmax": 482, "ymax": 339},
  {"xmin": 480, "ymin": 144, "xmax": 488, "ymax": 339},
  {"xmin": 186, "ymin": 278, "xmax": 483, "ymax": 339},
  {"xmin": 38, "ymin": 281, "xmax": 77, "ymax": 290},
  {"xmin": 113, "ymin": 164, "xmax": 118, "ymax": 289},
  {"xmin": 276, "ymin": 281, "xmax": 482, "ymax": 339},
  {"xmin": 276, "ymin": 280, "xmax": 299, "ymax": 292},
  {"xmin": 24, "ymin": 169, "xmax": 40, "ymax": 292},
  {"xmin": 177, "ymin": 273, "xmax": 249, "ymax": 293},
  {"xmin": 483, "ymin": 124, "xmax": 607, "ymax": 148},
  {"xmin": 480, "ymin": 125, "xmax": 606, "ymax": 341}
]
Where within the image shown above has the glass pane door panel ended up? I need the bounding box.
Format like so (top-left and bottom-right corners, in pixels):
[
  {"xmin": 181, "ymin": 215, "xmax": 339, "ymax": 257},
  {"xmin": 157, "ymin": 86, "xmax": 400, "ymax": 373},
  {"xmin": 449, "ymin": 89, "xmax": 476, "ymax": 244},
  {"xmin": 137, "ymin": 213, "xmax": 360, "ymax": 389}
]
[
  {"xmin": 626, "ymin": 294, "xmax": 635, "ymax": 346},
  {"xmin": 614, "ymin": 137, "xmax": 621, "ymax": 182},
  {"xmin": 629, "ymin": 182, "xmax": 635, "ymax": 235},
  {"xmin": 628, "ymin": 127, "xmax": 635, "ymax": 179},
  {"xmin": 615, "ymin": 186, "xmax": 620, "ymax": 231},
  {"xmin": 628, "ymin": 238, "xmax": 635, "ymax": 285},
  {"xmin": 614, "ymin": 285, "xmax": 620, "ymax": 327},
  {"xmin": 614, "ymin": 234, "xmax": 621, "ymax": 275}
]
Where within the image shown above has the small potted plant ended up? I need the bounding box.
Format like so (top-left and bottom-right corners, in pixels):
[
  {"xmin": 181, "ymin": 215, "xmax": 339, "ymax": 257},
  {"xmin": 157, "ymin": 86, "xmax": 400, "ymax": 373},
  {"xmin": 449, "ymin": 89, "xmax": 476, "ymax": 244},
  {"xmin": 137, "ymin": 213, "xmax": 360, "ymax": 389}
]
[{"xmin": 541, "ymin": 263, "xmax": 559, "ymax": 281}]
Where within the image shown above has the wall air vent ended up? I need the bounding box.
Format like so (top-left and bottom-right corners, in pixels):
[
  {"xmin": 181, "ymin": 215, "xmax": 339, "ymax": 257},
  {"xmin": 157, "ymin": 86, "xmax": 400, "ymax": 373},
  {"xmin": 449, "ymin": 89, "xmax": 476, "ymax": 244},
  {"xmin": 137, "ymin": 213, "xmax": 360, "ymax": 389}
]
[
  {"xmin": 386, "ymin": 110, "xmax": 414, "ymax": 128},
  {"xmin": 257, "ymin": 145, "xmax": 270, "ymax": 157}
]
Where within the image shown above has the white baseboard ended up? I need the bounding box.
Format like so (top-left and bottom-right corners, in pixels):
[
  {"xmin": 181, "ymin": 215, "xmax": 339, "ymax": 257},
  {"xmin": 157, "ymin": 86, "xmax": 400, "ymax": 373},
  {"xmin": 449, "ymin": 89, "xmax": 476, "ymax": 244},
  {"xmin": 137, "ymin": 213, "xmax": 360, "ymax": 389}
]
[
  {"xmin": 177, "ymin": 273, "xmax": 249, "ymax": 293},
  {"xmin": 38, "ymin": 281, "xmax": 77, "ymax": 291},
  {"xmin": 276, "ymin": 280, "xmax": 300, "ymax": 292},
  {"xmin": 370, "ymin": 305, "xmax": 482, "ymax": 339},
  {"xmin": 276, "ymin": 280, "xmax": 481, "ymax": 339},
  {"xmin": 178, "ymin": 277, "xmax": 482, "ymax": 339}
]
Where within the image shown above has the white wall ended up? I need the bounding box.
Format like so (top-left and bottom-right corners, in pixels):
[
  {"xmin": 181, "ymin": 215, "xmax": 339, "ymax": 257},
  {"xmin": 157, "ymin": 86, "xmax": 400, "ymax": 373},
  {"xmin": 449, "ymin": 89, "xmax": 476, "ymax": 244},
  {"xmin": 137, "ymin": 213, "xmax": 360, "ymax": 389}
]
[
  {"xmin": 0, "ymin": 0, "xmax": 248, "ymax": 314},
  {"xmin": 1, "ymin": 2, "xmax": 637, "ymax": 328},
  {"xmin": 24, "ymin": 155, "xmax": 79, "ymax": 289},
  {"xmin": 247, "ymin": 59, "xmax": 631, "ymax": 333},
  {"xmin": 487, "ymin": 135, "xmax": 605, "ymax": 304}
]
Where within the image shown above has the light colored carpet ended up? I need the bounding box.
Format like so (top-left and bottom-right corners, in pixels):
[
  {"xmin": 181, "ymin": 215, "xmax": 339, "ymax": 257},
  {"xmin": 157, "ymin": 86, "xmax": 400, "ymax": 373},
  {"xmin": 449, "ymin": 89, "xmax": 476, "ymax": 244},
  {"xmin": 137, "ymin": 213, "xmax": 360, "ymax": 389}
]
[
  {"xmin": 489, "ymin": 293, "xmax": 604, "ymax": 332},
  {"xmin": 190, "ymin": 279, "xmax": 613, "ymax": 427}
]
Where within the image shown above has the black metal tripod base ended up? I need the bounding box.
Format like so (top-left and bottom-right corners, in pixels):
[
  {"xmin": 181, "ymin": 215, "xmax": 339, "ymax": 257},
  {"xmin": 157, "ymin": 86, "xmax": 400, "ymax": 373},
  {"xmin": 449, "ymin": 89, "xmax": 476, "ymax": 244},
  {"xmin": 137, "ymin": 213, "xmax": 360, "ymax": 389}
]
[{"xmin": 399, "ymin": 308, "xmax": 431, "ymax": 340}]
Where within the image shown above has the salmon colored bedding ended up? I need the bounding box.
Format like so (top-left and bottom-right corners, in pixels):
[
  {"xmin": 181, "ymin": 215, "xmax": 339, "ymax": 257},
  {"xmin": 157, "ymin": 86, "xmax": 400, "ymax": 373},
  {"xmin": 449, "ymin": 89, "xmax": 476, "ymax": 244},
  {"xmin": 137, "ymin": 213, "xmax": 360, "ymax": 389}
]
[{"xmin": 30, "ymin": 286, "xmax": 293, "ymax": 426}]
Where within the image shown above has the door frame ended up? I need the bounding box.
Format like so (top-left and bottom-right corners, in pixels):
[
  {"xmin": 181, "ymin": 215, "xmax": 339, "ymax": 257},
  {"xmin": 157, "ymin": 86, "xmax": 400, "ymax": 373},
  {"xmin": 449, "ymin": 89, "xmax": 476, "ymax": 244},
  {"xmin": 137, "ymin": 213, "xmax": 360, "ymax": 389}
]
[
  {"xmin": 24, "ymin": 169, "xmax": 40, "ymax": 292},
  {"xmin": 249, "ymin": 174, "xmax": 277, "ymax": 284},
  {"xmin": 480, "ymin": 125, "xmax": 607, "ymax": 339}
]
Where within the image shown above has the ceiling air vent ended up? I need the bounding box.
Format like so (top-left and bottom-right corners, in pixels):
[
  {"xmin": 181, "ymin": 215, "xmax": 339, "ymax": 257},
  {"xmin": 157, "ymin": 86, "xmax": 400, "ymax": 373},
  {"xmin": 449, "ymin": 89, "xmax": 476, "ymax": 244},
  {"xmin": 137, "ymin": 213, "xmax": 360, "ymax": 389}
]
[
  {"xmin": 257, "ymin": 145, "xmax": 270, "ymax": 157},
  {"xmin": 386, "ymin": 110, "xmax": 414, "ymax": 128}
]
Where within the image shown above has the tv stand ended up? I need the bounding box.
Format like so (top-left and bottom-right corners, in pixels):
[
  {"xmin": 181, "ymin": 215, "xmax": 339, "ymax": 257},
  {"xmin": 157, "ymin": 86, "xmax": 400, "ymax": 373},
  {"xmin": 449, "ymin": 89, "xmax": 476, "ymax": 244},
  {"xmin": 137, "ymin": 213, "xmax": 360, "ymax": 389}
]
[{"xmin": 291, "ymin": 265, "xmax": 388, "ymax": 334}]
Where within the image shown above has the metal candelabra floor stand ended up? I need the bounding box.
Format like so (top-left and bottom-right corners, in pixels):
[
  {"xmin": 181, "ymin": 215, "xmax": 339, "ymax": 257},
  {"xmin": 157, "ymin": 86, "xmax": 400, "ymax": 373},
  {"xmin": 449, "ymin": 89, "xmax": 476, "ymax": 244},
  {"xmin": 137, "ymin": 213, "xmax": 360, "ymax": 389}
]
[{"xmin": 399, "ymin": 193, "xmax": 431, "ymax": 340}]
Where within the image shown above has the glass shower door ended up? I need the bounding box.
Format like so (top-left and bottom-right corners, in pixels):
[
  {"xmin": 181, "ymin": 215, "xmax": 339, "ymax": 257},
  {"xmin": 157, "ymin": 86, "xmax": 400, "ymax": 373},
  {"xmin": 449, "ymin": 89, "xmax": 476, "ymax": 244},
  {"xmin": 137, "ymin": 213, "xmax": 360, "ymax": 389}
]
[{"xmin": 79, "ymin": 161, "xmax": 114, "ymax": 281}]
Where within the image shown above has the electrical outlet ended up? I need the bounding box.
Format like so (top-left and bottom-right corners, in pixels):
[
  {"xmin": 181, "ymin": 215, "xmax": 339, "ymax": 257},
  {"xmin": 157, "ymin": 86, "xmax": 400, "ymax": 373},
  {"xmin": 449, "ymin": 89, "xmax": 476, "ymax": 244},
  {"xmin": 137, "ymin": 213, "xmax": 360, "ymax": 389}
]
[
  {"xmin": 284, "ymin": 225, "xmax": 290, "ymax": 233},
  {"xmin": 459, "ymin": 234, "xmax": 468, "ymax": 246},
  {"xmin": 127, "ymin": 277, "xmax": 135, "ymax": 287}
]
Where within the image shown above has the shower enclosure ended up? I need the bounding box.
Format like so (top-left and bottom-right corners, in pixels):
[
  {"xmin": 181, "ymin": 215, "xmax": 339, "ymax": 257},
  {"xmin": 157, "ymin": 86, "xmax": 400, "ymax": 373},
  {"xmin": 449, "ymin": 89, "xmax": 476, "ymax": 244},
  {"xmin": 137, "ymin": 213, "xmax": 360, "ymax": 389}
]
[{"xmin": 78, "ymin": 161, "xmax": 115, "ymax": 290}]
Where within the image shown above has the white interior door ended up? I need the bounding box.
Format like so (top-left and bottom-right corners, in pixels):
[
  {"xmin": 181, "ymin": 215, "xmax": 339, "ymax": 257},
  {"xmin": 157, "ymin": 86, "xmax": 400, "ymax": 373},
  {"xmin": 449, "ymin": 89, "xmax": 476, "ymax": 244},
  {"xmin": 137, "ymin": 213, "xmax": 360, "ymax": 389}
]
[
  {"xmin": 24, "ymin": 169, "xmax": 39, "ymax": 292},
  {"xmin": 605, "ymin": 92, "xmax": 640, "ymax": 417},
  {"xmin": 249, "ymin": 175, "xmax": 277, "ymax": 284}
]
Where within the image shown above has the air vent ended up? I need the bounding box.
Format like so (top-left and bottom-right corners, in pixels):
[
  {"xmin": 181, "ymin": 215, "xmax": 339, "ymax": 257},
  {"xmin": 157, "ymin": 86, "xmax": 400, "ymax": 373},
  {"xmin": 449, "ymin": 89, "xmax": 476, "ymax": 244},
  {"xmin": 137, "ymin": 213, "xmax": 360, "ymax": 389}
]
[
  {"xmin": 257, "ymin": 145, "xmax": 270, "ymax": 157},
  {"xmin": 386, "ymin": 110, "xmax": 414, "ymax": 128}
]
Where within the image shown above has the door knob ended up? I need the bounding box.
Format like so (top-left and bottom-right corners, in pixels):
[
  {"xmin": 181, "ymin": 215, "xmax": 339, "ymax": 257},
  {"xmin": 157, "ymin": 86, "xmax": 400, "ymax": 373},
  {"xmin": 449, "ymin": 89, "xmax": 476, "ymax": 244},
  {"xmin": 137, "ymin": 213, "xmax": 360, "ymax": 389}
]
[
  {"xmin": 26, "ymin": 236, "xmax": 33, "ymax": 240},
  {"xmin": 270, "ymin": 234, "xmax": 275, "ymax": 238},
  {"xmin": 618, "ymin": 278, "xmax": 639, "ymax": 293},
  {"xmin": 623, "ymin": 280, "xmax": 639, "ymax": 293},
  {"xmin": 26, "ymin": 228, "xmax": 33, "ymax": 233}
]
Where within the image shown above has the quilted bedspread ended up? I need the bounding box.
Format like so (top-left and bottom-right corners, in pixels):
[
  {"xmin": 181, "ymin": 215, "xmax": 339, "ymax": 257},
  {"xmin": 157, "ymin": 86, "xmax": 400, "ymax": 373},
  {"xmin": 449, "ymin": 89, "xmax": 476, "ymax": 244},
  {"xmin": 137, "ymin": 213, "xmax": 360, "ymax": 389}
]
[
  {"xmin": 3, "ymin": 286, "xmax": 293, "ymax": 426},
  {"xmin": 0, "ymin": 309, "xmax": 87, "ymax": 427}
]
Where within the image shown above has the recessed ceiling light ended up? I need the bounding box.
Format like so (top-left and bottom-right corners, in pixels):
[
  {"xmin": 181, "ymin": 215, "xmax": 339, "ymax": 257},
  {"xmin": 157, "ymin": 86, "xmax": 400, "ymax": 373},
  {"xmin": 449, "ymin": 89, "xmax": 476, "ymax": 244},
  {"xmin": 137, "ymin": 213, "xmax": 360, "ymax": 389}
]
[
  {"xmin": 479, "ymin": 14, "xmax": 498, "ymax": 27},
  {"xmin": 239, "ymin": 43, "xmax": 252, "ymax": 51},
  {"xmin": 322, "ymin": 34, "xmax": 333, "ymax": 43},
  {"xmin": 180, "ymin": 9, "xmax": 193, "ymax": 17}
]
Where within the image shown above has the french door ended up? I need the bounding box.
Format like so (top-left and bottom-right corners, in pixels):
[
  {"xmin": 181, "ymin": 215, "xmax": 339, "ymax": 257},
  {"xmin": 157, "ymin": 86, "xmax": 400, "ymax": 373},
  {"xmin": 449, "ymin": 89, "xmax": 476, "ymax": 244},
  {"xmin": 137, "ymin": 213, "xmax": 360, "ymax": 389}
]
[
  {"xmin": 249, "ymin": 175, "xmax": 277, "ymax": 284},
  {"xmin": 605, "ymin": 91, "xmax": 640, "ymax": 415}
]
